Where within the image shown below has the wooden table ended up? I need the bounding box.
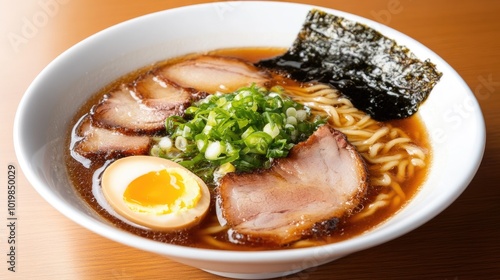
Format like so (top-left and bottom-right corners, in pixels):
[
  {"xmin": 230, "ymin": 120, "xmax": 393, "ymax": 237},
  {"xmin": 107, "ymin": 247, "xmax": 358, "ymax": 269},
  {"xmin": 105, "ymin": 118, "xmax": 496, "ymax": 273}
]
[{"xmin": 2, "ymin": 0, "xmax": 499, "ymax": 279}]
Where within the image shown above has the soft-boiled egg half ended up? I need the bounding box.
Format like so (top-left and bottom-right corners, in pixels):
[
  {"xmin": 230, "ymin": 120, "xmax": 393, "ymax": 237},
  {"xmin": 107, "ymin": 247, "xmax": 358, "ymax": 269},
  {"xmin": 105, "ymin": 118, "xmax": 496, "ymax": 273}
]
[{"xmin": 101, "ymin": 156, "xmax": 210, "ymax": 231}]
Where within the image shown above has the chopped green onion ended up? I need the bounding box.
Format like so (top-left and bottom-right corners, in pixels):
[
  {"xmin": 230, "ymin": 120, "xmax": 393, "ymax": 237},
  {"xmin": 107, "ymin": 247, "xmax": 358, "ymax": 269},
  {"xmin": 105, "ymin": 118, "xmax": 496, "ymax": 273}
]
[
  {"xmin": 205, "ymin": 141, "xmax": 224, "ymax": 160},
  {"xmin": 150, "ymin": 145, "xmax": 161, "ymax": 157},
  {"xmin": 158, "ymin": 137, "xmax": 172, "ymax": 150},
  {"xmin": 286, "ymin": 107, "xmax": 297, "ymax": 117},
  {"xmin": 151, "ymin": 84, "xmax": 325, "ymax": 184},
  {"xmin": 175, "ymin": 136, "xmax": 188, "ymax": 151},
  {"xmin": 296, "ymin": 109, "xmax": 307, "ymax": 121},
  {"xmin": 286, "ymin": 116, "xmax": 298, "ymax": 125},
  {"xmin": 244, "ymin": 131, "xmax": 272, "ymax": 154},
  {"xmin": 263, "ymin": 123, "xmax": 280, "ymax": 139}
]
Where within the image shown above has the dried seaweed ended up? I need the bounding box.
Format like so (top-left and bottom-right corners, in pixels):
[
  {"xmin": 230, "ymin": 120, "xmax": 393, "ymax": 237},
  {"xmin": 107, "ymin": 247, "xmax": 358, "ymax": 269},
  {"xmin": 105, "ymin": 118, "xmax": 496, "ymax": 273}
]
[{"xmin": 257, "ymin": 9, "xmax": 442, "ymax": 121}]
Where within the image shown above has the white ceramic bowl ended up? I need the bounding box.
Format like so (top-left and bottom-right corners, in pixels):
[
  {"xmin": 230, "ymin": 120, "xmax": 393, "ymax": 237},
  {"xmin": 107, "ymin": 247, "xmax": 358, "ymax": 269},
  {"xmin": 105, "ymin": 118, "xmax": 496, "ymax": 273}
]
[{"xmin": 14, "ymin": 1, "xmax": 485, "ymax": 279}]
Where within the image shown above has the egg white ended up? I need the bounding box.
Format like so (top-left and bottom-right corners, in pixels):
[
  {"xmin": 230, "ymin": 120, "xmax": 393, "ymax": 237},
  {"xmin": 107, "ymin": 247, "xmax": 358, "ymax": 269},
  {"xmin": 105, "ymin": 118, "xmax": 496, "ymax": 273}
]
[{"xmin": 101, "ymin": 155, "xmax": 211, "ymax": 231}]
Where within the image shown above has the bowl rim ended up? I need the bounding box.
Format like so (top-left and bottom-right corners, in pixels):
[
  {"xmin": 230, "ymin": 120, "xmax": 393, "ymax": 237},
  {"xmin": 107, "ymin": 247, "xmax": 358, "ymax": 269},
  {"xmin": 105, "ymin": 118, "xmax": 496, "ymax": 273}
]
[{"xmin": 13, "ymin": 0, "xmax": 486, "ymax": 264}]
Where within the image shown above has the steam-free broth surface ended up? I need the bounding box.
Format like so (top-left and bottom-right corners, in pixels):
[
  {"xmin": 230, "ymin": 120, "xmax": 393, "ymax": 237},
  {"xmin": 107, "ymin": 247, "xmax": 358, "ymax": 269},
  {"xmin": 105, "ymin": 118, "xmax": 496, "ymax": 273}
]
[{"xmin": 66, "ymin": 47, "xmax": 430, "ymax": 250}]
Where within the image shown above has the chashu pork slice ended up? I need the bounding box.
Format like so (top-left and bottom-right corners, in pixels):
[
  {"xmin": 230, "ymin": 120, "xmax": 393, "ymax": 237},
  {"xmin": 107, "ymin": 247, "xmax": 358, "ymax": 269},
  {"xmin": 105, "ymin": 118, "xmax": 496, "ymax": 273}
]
[
  {"xmin": 91, "ymin": 72, "xmax": 203, "ymax": 134},
  {"xmin": 72, "ymin": 115, "xmax": 151, "ymax": 159},
  {"xmin": 217, "ymin": 125, "xmax": 368, "ymax": 246},
  {"xmin": 157, "ymin": 55, "xmax": 270, "ymax": 94},
  {"xmin": 133, "ymin": 70, "xmax": 207, "ymax": 110}
]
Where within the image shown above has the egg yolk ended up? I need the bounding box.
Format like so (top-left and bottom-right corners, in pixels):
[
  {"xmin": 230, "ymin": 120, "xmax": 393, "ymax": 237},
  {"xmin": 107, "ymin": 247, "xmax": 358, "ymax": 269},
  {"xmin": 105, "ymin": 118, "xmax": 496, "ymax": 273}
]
[{"xmin": 123, "ymin": 168, "xmax": 201, "ymax": 214}]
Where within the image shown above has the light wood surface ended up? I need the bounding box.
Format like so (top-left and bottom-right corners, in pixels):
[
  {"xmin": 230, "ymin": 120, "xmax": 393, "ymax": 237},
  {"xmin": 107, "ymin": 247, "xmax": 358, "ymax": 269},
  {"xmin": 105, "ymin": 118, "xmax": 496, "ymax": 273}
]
[{"xmin": 2, "ymin": 0, "xmax": 499, "ymax": 279}]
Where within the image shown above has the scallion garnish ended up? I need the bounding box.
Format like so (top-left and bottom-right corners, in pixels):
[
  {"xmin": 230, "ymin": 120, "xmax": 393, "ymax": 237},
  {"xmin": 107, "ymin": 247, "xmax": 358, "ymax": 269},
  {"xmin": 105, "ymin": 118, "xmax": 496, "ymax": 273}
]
[{"xmin": 150, "ymin": 84, "xmax": 325, "ymax": 184}]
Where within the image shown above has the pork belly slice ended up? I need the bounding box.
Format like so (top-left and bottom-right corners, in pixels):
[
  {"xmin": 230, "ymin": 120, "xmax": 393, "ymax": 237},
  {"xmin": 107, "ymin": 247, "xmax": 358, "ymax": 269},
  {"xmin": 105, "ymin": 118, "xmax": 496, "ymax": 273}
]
[
  {"xmin": 133, "ymin": 71, "xmax": 207, "ymax": 109},
  {"xmin": 90, "ymin": 81, "xmax": 190, "ymax": 134},
  {"xmin": 72, "ymin": 115, "xmax": 151, "ymax": 159},
  {"xmin": 158, "ymin": 55, "xmax": 270, "ymax": 93},
  {"xmin": 217, "ymin": 125, "xmax": 368, "ymax": 246}
]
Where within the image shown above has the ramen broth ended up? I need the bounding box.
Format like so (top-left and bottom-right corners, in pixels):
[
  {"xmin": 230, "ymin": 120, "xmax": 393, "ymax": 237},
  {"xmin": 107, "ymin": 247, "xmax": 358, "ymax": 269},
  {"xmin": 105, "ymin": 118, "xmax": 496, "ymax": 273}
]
[{"xmin": 65, "ymin": 47, "xmax": 430, "ymax": 250}]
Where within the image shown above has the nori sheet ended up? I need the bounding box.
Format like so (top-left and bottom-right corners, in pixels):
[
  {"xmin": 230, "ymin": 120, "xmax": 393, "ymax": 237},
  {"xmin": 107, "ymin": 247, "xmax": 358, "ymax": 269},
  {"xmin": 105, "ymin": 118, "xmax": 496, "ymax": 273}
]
[{"xmin": 257, "ymin": 9, "xmax": 442, "ymax": 121}]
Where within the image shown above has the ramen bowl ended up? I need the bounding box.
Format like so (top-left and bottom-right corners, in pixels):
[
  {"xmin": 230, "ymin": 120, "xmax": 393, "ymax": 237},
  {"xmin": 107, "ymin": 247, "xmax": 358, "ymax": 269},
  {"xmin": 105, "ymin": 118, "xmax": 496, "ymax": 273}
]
[{"xmin": 14, "ymin": 1, "xmax": 485, "ymax": 279}]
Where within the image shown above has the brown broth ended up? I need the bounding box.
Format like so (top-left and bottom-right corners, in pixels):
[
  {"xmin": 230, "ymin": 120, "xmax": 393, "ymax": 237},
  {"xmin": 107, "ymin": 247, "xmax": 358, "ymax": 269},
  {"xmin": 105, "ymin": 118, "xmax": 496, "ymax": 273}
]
[{"xmin": 65, "ymin": 47, "xmax": 431, "ymax": 250}]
